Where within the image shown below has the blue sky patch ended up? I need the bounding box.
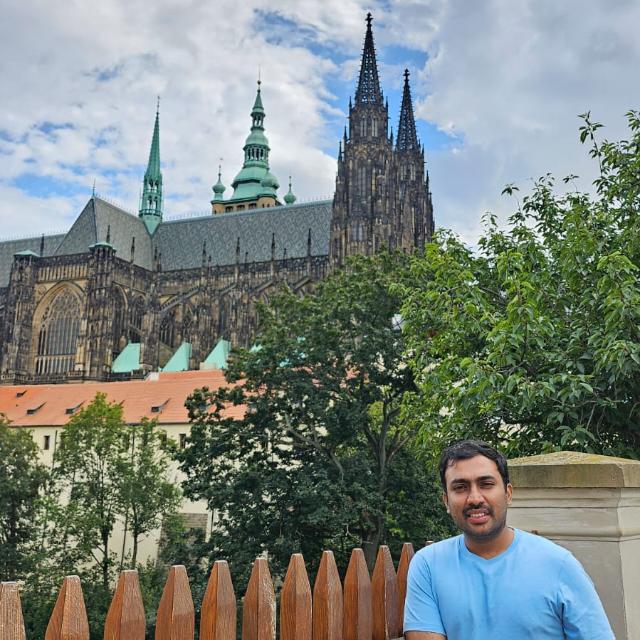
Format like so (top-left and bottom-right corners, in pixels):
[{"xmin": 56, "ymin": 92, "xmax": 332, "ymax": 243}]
[{"xmin": 13, "ymin": 174, "xmax": 86, "ymax": 198}]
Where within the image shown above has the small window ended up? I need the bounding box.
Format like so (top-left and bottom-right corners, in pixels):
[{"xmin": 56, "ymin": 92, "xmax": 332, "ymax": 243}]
[
  {"xmin": 43, "ymin": 435, "xmax": 50, "ymax": 450},
  {"xmin": 179, "ymin": 433, "xmax": 187, "ymax": 449},
  {"xmin": 16, "ymin": 390, "xmax": 27, "ymax": 398},
  {"xmin": 225, "ymin": 206, "xmax": 233, "ymax": 212},
  {"xmin": 249, "ymin": 203, "xmax": 257, "ymax": 209},
  {"xmin": 27, "ymin": 402, "xmax": 45, "ymax": 415},
  {"xmin": 237, "ymin": 205, "xmax": 245, "ymax": 211}
]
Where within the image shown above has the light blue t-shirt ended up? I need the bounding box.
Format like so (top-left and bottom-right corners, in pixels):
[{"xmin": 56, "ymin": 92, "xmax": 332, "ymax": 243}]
[{"xmin": 404, "ymin": 529, "xmax": 614, "ymax": 639}]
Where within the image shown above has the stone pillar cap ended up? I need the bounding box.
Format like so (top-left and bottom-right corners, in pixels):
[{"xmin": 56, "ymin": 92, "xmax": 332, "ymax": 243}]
[{"xmin": 508, "ymin": 451, "xmax": 640, "ymax": 488}]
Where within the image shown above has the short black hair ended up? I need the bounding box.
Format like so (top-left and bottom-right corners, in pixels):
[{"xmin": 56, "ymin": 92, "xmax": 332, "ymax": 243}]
[{"xmin": 439, "ymin": 440, "xmax": 509, "ymax": 490}]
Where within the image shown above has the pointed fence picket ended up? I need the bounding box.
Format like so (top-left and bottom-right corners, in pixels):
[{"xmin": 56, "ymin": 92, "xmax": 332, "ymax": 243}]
[
  {"xmin": 0, "ymin": 582, "xmax": 26, "ymax": 640},
  {"xmin": 103, "ymin": 569, "xmax": 146, "ymax": 640},
  {"xmin": 0, "ymin": 542, "xmax": 417, "ymax": 640},
  {"xmin": 280, "ymin": 554, "xmax": 311, "ymax": 640}
]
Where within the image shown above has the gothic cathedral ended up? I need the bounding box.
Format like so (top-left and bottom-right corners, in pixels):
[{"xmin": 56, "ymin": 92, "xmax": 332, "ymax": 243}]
[{"xmin": 0, "ymin": 14, "xmax": 434, "ymax": 384}]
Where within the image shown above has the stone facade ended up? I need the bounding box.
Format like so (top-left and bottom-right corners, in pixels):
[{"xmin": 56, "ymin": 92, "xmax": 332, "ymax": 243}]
[{"xmin": 0, "ymin": 15, "xmax": 434, "ymax": 385}]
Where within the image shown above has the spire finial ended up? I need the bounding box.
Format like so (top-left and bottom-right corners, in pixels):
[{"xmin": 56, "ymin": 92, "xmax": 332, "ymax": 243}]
[
  {"xmin": 396, "ymin": 68, "xmax": 419, "ymax": 151},
  {"xmin": 355, "ymin": 12, "xmax": 383, "ymax": 106},
  {"xmin": 92, "ymin": 179, "xmax": 96, "ymax": 198},
  {"xmin": 156, "ymin": 95, "xmax": 160, "ymax": 115}
]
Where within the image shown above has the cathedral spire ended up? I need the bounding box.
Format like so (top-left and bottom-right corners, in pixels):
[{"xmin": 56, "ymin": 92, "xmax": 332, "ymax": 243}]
[
  {"xmin": 139, "ymin": 98, "xmax": 163, "ymax": 234},
  {"xmin": 396, "ymin": 69, "xmax": 419, "ymax": 151},
  {"xmin": 355, "ymin": 13, "xmax": 383, "ymax": 106}
]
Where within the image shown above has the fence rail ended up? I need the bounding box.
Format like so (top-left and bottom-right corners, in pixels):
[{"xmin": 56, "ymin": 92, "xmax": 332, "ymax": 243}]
[{"xmin": 0, "ymin": 544, "xmax": 416, "ymax": 640}]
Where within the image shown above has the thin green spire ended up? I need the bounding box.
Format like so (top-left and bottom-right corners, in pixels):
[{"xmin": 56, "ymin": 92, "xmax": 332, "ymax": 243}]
[{"xmin": 139, "ymin": 97, "xmax": 163, "ymax": 234}]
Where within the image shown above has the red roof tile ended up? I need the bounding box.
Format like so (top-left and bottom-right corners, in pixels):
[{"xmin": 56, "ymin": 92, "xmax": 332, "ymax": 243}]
[{"xmin": 0, "ymin": 370, "xmax": 245, "ymax": 427}]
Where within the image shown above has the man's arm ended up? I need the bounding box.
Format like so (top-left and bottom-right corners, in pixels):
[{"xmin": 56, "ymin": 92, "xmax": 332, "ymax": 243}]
[
  {"xmin": 405, "ymin": 631, "xmax": 446, "ymax": 640},
  {"xmin": 559, "ymin": 554, "xmax": 614, "ymax": 640}
]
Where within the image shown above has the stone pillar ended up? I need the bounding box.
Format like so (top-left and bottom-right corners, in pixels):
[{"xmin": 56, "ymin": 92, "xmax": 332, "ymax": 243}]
[{"xmin": 507, "ymin": 451, "xmax": 640, "ymax": 640}]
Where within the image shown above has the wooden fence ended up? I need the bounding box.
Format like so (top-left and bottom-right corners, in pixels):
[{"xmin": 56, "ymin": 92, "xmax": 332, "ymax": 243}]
[{"xmin": 0, "ymin": 543, "xmax": 416, "ymax": 640}]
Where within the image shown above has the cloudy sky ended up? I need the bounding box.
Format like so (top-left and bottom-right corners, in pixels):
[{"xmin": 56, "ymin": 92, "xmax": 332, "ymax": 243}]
[{"xmin": 1, "ymin": 0, "xmax": 639, "ymax": 245}]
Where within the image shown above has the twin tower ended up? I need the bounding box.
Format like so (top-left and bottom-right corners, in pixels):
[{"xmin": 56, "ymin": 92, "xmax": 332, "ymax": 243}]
[
  {"xmin": 331, "ymin": 13, "xmax": 434, "ymax": 264},
  {"xmin": 138, "ymin": 13, "xmax": 434, "ymax": 261}
]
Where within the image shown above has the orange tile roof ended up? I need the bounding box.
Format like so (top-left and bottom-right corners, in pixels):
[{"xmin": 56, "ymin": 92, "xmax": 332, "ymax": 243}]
[{"xmin": 0, "ymin": 370, "xmax": 245, "ymax": 427}]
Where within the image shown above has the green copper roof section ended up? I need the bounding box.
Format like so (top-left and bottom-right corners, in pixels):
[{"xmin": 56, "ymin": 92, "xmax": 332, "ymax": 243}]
[
  {"xmin": 139, "ymin": 100, "xmax": 163, "ymax": 234},
  {"xmin": 203, "ymin": 338, "xmax": 231, "ymax": 369},
  {"xmin": 14, "ymin": 249, "xmax": 40, "ymax": 257},
  {"xmin": 228, "ymin": 81, "xmax": 280, "ymax": 204},
  {"xmin": 161, "ymin": 342, "xmax": 192, "ymax": 372},
  {"xmin": 112, "ymin": 342, "xmax": 141, "ymax": 374}
]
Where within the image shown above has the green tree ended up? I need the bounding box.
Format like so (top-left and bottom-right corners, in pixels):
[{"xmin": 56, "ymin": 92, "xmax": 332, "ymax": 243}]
[
  {"xmin": 118, "ymin": 417, "xmax": 182, "ymax": 567},
  {"xmin": 179, "ymin": 253, "xmax": 453, "ymax": 585},
  {"xmin": 0, "ymin": 417, "xmax": 48, "ymax": 580},
  {"xmin": 53, "ymin": 393, "xmax": 128, "ymax": 589},
  {"xmin": 399, "ymin": 111, "xmax": 640, "ymax": 459}
]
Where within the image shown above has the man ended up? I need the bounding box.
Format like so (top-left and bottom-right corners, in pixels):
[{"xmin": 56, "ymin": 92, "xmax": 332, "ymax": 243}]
[{"xmin": 403, "ymin": 440, "xmax": 614, "ymax": 639}]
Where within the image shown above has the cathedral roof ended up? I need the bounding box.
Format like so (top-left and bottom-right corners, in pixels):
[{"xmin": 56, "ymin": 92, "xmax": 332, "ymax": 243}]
[
  {"xmin": 54, "ymin": 197, "xmax": 154, "ymax": 269},
  {"xmin": 154, "ymin": 199, "xmax": 331, "ymax": 270},
  {"xmin": 0, "ymin": 234, "xmax": 65, "ymax": 286},
  {"xmin": 0, "ymin": 197, "xmax": 331, "ymax": 287}
]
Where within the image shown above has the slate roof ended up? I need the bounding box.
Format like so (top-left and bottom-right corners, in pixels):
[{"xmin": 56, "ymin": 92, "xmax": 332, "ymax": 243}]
[
  {"xmin": 154, "ymin": 200, "xmax": 332, "ymax": 270},
  {"xmin": 0, "ymin": 234, "xmax": 65, "ymax": 287},
  {"xmin": 54, "ymin": 198, "xmax": 154, "ymax": 269},
  {"xmin": 0, "ymin": 197, "xmax": 332, "ymax": 287}
]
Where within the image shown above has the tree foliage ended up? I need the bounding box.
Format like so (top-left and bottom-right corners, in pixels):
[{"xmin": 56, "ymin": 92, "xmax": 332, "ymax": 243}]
[
  {"xmin": 180, "ymin": 253, "xmax": 452, "ymax": 585},
  {"xmin": 399, "ymin": 111, "xmax": 640, "ymax": 458},
  {"xmin": 0, "ymin": 417, "xmax": 48, "ymax": 580}
]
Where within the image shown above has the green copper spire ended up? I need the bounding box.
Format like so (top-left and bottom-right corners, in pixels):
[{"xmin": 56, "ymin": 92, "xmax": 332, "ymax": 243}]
[
  {"xmin": 228, "ymin": 80, "xmax": 280, "ymax": 204},
  {"xmin": 284, "ymin": 176, "xmax": 296, "ymax": 205},
  {"xmin": 139, "ymin": 98, "xmax": 163, "ymax": 234}
]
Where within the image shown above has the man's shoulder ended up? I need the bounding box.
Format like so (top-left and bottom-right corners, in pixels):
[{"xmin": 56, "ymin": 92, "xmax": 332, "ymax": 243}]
[
  {"xmin": 413, "ymin": 534, "xmax": 463, "ymax": 564},
  {"xmin": 515, "ymin": 529, "xmax": 573, "ymax": 562}
]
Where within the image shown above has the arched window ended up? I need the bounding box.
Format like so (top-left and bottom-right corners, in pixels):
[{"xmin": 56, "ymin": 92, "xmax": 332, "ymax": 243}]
[
  {"xmin": 112, "ymin": 288, "xmax": 127, "ymax": 355},
  {"xmin": 35, "ymin": 289, "xmax": 81, "ymax": 375},
  {"xmin": 159, "ymin": 311, "xmax": 176, "ymax": 348},
  {"xmin": 129, "ymin": 298, "xmax": 145, "ymax": 342}
]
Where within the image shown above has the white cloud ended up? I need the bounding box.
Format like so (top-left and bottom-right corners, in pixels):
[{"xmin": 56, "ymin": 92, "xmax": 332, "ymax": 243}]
[{"xmin": 0, "ymin": 0, "xmax": 639, "ymax": 247}]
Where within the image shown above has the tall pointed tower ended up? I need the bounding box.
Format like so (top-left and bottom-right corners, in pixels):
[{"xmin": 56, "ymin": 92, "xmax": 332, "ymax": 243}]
[
  {"xmin": 139, "ymin": 101, "xmax": 163, "ymax": 234},
  {"xmin": 396, "ymin": 69, "xmax": 434, "ymax": 249},
  {"xmin": 330, "ymin": 13, "xmax": 393, "ymax": 265},
  {"xmin": 213, "ymin": 81, "xmax": 280, "ymax": 213},
  {"xmin": 330, "ymin": 14, "xmax": 434, "ymax": 266}
]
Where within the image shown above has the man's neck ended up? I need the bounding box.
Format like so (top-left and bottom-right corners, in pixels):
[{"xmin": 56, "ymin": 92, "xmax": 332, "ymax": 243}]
[{"xmin": 464, "ymin": 526, "xmax": 514, "ymax": 559}]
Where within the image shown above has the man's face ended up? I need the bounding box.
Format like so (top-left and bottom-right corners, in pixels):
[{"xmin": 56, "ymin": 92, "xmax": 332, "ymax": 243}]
[{"xmin": 443, "ymin": 454, "xmax": 512, "ymax": 542}]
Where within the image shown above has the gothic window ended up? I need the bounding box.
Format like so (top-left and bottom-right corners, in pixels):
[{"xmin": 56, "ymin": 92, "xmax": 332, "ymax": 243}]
[
  {"xmin": 182, "ymin": 309, "xmax": 194, "ymax": 343},
  {"xmin": 35, "ymin": 289, "xmax": 81, "ymax": 376},
  {"xmin": 112, "ymin": 288, "xmax": 127, "ymax": 355},
  {"xmin": 357, "ymin": 166, "xmax": 367, "ymax": 197},
  {"xmin": 159, "ymin": 311, "xmax": 176, "ymax": 348},
  {"xmin": 360, "ymin": 119, "xmax": 366, "ymax": 138},
  {"xmin": 129, "ymin": 298, "xmax": 145, "ymax": 342},
  {"xmin": 372, "ymin": 118, "xmax": 378, "ymax": 137}
]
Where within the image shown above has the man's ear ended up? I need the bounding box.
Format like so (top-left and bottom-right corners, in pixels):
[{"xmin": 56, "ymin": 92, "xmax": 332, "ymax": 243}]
[
  {"xmin": 506, "ymin": 482, "xmax": 513, "ymax": 506},
  {"xmin": 442, "ymin": 492, "xmax": 450, "ymax": 513}
]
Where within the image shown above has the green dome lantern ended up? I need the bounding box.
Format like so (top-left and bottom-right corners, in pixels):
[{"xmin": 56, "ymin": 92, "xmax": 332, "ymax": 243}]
[
  {"xmin": 225, "ymin": 80, "xmax": 281, "ymax": 205},
  {"xmin": 284, "ymin": 176, "xmax": 297, "ymax": 205},
  {"xmin": 212, "ymin": 165, "xmax": 226, "ymax": 202}
]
